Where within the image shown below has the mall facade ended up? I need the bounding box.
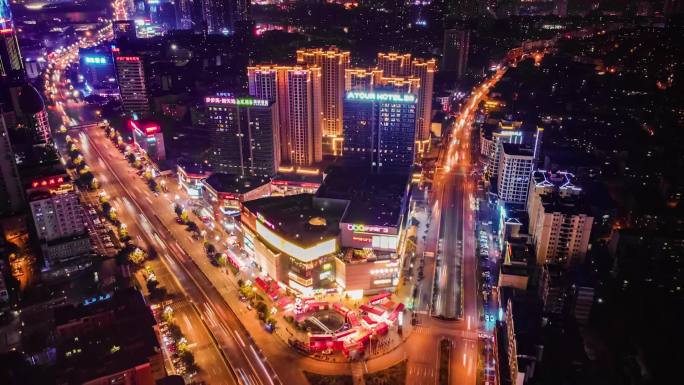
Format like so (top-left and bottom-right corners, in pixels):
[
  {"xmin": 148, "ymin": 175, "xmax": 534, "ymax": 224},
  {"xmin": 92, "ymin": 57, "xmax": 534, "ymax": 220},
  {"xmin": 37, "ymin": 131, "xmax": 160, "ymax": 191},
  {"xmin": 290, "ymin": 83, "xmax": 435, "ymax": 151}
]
[{"xmin": 240, "ymin": 168, "xmax": 411, "ymax": 296}]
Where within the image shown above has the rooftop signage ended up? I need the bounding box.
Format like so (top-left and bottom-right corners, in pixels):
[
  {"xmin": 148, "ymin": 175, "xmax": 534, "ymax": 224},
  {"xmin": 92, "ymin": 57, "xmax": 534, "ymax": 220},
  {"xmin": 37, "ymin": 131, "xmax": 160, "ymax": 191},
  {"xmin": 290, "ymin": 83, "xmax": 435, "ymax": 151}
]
[
  {"xmin": 31, "ymin": 176, "xmax": 65, "ymax": 188},
  {"xmin": 347, "ymin": 224, "xmax": 390, "ymax": 234},
  {"xmin": 129, "ymin": 119, "xmax": 160, "ymax": 135},
  {"xmin": 83, "ymin": 56, "xmax": 108, "ymax": 65},
  {"xmin": 345, "ymin": 91, "xmax": 416, "ymax": 104},
  {"xmin": 116, "ymin": 56, "xmax": 140, "ymax": 62},
  {"xmin": 205, "ymin": 96, "xmax": 269, "ymax": 107},
  {"xmin": 256, "ymin": 212, "xmax": 275, "ymax": 229}
]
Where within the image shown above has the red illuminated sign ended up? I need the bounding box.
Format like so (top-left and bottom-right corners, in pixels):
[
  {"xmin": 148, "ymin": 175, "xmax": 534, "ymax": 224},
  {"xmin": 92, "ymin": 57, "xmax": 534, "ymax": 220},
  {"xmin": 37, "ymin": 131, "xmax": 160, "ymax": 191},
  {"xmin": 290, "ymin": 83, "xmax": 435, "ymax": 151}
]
[
  {"xmin": 116, "ymin": 56, "xmax": 140, "ymax": 62},
  {"xmin": 352, "ymin": 236, "xmax": 372, "ymax": 243},
  {"xmin": 31, "ymin": 176, "xmax": 65, "ymax": 188},
  {"xmin": 221, "ymin": 193, "xmax": 237, "ymax": 200},
  {"xmin": 129, "ymin": 119, "xmax": 160, "ymax": 136},
  {"xmin": 0, "ymin": 28, "xmax": 13, "ymax": 34},
  {"xmin": 145, "ymin": 125, "xmax": 160, "ymax": 134},
  {"xmin": 271, "ymin": 180, "xmax": 320, "ymax": 188}
]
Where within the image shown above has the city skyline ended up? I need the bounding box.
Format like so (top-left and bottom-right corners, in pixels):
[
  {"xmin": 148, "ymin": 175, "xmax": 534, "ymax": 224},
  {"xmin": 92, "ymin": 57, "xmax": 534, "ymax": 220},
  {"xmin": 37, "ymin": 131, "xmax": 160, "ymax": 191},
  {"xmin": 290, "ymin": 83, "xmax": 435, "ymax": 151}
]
[{"xmin": 0, "ymin": 2, "xmax": 681, "ymax": 385}]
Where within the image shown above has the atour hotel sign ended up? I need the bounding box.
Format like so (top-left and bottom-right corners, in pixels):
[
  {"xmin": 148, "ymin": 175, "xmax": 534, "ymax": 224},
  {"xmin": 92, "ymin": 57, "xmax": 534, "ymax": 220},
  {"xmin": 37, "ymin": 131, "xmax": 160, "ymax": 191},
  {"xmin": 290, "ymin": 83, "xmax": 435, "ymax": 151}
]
[{"xmin": 345, "ymin": 91, "xmax": 416, "ymax": 104}]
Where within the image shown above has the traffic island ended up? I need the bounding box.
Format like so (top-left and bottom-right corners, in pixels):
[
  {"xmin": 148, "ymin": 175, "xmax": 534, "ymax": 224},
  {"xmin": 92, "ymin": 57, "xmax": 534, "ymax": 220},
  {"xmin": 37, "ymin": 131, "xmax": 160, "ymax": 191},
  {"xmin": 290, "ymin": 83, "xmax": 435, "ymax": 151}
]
[
  {"xmin": 364, "ymin": 360, "xmax": 407, "ymax": 385},
  {"xmin": 439, "ymin": 339, "xmax": 450, "ymax": 385},
  {"xmin": 304, "ymin": 372, "xmax": 354, "ymax": 385}
]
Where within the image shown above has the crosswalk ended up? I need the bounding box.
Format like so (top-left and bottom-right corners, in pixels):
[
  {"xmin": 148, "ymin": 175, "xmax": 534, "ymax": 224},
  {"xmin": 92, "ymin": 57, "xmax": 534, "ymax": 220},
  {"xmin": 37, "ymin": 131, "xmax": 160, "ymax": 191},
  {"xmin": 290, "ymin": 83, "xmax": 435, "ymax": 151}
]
[
  {"xmin": 412, "ymin": 325, "xmax": 432, "ymax": 335},
  {"xmin": 406, "ymin": 362, "xmax": 436, "ymax": 385},
  {"xmin": 411, "ymin": 325, "xmax": 479, "ymax": 340}
]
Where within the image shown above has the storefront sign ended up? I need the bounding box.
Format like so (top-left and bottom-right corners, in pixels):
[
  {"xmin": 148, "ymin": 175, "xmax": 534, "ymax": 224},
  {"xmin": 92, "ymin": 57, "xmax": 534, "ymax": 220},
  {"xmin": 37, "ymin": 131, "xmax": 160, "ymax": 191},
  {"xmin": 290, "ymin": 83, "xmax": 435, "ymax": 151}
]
[
  {"xmin": 352, "ymin": 236, "xmax": 372, "ymax": 243},
  {"xmin": 347, "ymin": 224, "xmax": 390, "ymax": 234}
]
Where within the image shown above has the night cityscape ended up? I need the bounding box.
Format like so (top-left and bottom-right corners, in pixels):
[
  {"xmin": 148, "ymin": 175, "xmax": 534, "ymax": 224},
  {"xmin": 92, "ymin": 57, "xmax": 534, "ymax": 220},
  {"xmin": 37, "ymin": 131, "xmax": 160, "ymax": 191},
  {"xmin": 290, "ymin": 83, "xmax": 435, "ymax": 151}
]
[{"xmin": 0, "ymin": 1, "xmax": 681, "ymax": 385}]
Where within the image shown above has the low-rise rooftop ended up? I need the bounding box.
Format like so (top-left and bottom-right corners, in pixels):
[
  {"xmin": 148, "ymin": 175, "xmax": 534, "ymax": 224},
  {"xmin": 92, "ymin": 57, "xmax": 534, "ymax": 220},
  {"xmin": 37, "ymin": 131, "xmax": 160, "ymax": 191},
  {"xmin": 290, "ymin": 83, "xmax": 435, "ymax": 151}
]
[
  {"xmin": 540, "ymin": 193, "xmax": 591, "ymax": 216},
  {"xmin": 243, "ymin": 194, "xmax": 345, "ymax": 248},
  {"xmin": 204, "ymin": 173, "xmax": 270, "ymax": 195},
  {"xmin": 316, "ymin": 167, "xmax": 410, "ymax": 228},
  {"xmin": 54, "ymin": 288, "xmax": 160, "ymax": 385},
  {"xmin": 501, "ymin": 143, "xmax": 534, "ymax": 157}
]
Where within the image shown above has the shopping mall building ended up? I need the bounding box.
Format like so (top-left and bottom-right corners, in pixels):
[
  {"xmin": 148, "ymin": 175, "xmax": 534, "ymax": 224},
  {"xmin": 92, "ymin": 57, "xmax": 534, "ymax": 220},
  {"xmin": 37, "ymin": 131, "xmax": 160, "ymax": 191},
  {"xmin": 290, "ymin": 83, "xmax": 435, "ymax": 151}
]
[{"xmin": 240, "ymin": 168, "xmax": 411, "ymax": 296}]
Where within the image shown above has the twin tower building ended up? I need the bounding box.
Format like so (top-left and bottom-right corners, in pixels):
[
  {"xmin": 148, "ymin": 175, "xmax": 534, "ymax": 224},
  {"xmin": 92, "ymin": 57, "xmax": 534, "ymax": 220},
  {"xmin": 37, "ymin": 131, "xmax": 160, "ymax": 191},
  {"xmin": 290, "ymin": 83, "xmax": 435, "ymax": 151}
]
[{"xmin": 207, "ymin": 48, "xmax": 435, "ymax": 177}]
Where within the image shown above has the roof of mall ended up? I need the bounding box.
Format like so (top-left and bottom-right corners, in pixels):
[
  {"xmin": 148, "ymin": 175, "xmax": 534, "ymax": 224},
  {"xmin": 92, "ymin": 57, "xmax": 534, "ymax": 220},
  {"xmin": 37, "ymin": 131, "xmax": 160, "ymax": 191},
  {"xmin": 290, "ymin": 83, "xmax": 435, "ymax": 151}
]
[
  {"xmin": 243, "ymin": 194, "xmax": 345, "ymax": 247},
  {"xmin": 204, "ymin": 173, "xmax": 270, "ymax": 194},
  {"xmin": 316, "ymin": 167, "xmax": 410, "ymax": 227}
]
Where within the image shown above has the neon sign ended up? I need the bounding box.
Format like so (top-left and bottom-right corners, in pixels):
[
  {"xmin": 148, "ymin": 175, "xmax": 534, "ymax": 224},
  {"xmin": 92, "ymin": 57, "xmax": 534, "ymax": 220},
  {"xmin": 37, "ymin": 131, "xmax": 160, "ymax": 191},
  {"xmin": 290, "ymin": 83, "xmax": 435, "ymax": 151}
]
[
  {"xmin": 83, "ymin": 56, "xmax": 108, "ymax": 65},
  {"xmin": 257, "ymin": 212, "xmax": 275, "ymax": 229},
  {"xmin": 347, "ymin": 224, "xmax": 390, "ymax": 234},
  {"xmin": 271, "ymin": 180, "xmax": 320, "ymax": 188},
  {"xmin": 32, "ymin": 176, "xmax": 65, "ymax": 188},
  {"xmin": 116, "ymin": 56, "xmax": 140, "ymax": 62},
  {"xmin": 129, "ymin": 120, "xmax": 160, "ymax": 135},
  {"xmin": 205, "ymin": 96, "xmax": 269, "ymax": 107},
  {"xmin": 256, "ymin": 222, "xmax": 336, "ymax": 262},
  {"xmin": 345, "ymin": 91, "xmax": 416, "ymax": 103},
  {"xmin": 352, "ymin": 236, "xmax": 372, "ymax": 243}
]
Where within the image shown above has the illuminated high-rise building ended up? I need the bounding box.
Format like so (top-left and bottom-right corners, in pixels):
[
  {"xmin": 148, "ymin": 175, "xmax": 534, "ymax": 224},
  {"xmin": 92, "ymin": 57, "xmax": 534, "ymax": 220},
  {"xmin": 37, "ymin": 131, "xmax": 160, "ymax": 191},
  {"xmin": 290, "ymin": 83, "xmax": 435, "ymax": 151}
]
[
  {"xmin": 442, "ymin": 29, "xmax": 470, "ymax": 78},
  {"xmin": 344, "ymin": 68, "xmax": 383, "ymax": 92},
  {"xmin": 27, "ymin": 172, "xmax": 91, "ymax": 266},
  {"xmin": 297, "ymin": 47, "xmax": 349, "ymax": 156},
  {"xmin": 377, "ymin": 53, "xmax": 412, "ymax": 77},
  {"xmin": 175, "ymin": 0, "xmax": 194, "ymax": 29},
  {"xmin": 296, "ymin": 48, "xmax": 350, "ymax": 147},
  {"xmin": 481, "ymin": 120, "xmax": 543, "ymax": 181},
  {"xmin": 374, "ymin": 54, "xmax": 436, "ymax": 152},
  {"xmin": 114, "ymin": 55, "xmax": 149, "ymax": 116},
  {"xmin": 497, "ymin": 143, "xmax": 534, "ymax": 205},
  {"xmin": 410, "ymin": 58, "xmax": 436, "ymax": 143},
  {"xmin": 376, "ymin": 76, "xmax": 420, "ymax": 94},
  {"xmin": 532, "ymin": 193, "xmax": 594, "ymax": 266},
  {"xmin": 247, "ymin": 65, "xmax": 322, "ymax": 166},
  {"xmin": 343, "ymin": 90, "xmax": 417, "ymax": 173},
  {"xmin": 206, "ymin": 94, "xmax": 280, "ymax": 176},
  {"xmin": 201, "ymin": 0, "xmax": 250, "ymax": 34},
  {"xmin": 0, "ymin": 0, "xmax": 24, "ymax": 79},
  {"xmin": 17, "ymin": 84, "xmax": 51, "ymax": 144},
  {"xmin": 0, "ymin": 113, "xmax": 22, "ymax": 215},
  {"xmin": 286, "ymin": 67, "xmax": 322, "ymax": 165},
  {"xmin": 248, "ymin": 65, "xmax": 287, "ymax": 160}
]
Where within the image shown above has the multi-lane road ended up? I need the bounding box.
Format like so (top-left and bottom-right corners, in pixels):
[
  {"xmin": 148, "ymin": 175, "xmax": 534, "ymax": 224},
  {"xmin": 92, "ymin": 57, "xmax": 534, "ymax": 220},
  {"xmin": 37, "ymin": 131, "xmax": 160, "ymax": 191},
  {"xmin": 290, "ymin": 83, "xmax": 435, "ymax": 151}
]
[
  {"xmin": 80, "ymin": 125, "xmax": 282, "ymax": 385},
  {"xmin": 45, "ymin": 27, "xmax": 281, "ymax": 385},
  {"xmin": 405, "ymin": 68, "xmax": 507, "ymax": 385},
  {"xmin": 44, "ymin": 7, "xmax": 509, "ymax": 383}
]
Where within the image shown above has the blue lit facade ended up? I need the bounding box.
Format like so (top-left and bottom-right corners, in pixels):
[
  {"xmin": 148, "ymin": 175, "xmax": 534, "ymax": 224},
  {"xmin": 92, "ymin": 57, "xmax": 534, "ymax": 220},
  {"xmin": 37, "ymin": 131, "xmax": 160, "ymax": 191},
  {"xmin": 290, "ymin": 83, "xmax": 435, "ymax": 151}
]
[
  {"xmin": 78, "ymin": 47, "xmax": 115, "ymax": 87},
  {"xmin": 343, "ymin": 91, "xmax": 417, "ymax": 173},
  {"xmin": 0, "ymin": 0, "xmax": 23, "ymax": 78}
]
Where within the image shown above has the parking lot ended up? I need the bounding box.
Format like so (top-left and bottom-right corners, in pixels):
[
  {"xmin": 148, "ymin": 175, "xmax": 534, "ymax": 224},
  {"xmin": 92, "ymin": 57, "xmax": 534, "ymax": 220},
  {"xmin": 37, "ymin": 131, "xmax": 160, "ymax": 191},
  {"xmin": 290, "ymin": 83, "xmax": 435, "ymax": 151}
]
[{"xmin": 82, "ymin": 198, "xmax": 119, "ymax": 256}]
